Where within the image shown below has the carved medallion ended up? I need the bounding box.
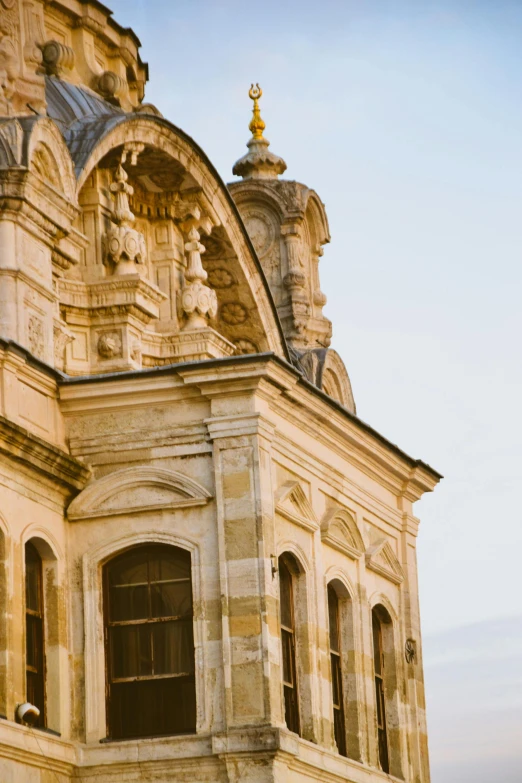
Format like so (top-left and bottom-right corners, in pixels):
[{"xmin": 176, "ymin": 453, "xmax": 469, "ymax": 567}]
[
  {"xmin": 235, "ymin": 339, "xmax": 258, "ymax": 355},
  {"xmin": 207, "ymin": 267, "xmax": 234, "ymax": 289},
  {"xmin": 221, "ymin": 302, "xmax": 248, "ymax": 325},
  {"xmin": 98, "ymin": 331, "xmax": 122, "ymax": 360},
  {"xmin": 244, "ymin": 213, "xmax": 274, "ymax": 258}
]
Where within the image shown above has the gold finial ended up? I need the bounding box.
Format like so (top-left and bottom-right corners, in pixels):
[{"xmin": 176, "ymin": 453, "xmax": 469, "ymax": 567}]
[{"xmin": 248, "ymin": 83, "xmax": 266, "ymax": 141}]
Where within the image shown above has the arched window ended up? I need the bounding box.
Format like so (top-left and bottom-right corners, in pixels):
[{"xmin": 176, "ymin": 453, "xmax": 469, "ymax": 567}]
[
  {"xmin": 279, "ymin": 555, "xmax": 300, "ymax": 735},
  {"xmin": 25, "ymin": 541, "xmax": 45, "ymax": 727},
  {"xmin": 104, "ymin": 544, "xmax": 196, "ymax": 740},
  {"xmin": 327, "ymin": 584, "xmax": 346, "ymax": 756},
  {"xmin": 372, "ymin": 607, "xmax": 389, "ymax": 773}
]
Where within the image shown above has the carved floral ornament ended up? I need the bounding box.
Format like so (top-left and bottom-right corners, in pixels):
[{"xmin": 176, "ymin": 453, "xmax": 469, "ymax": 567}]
[{"xmin": 221, "ymin": 302, "xmax": 248, "ymax": 325}]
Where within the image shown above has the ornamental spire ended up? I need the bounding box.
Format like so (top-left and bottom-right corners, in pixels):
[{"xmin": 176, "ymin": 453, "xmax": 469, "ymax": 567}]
[
  {"xmin": 232, "ymin": 84, "xmax": 287, "ymax": 180},
  {"xmin": 248, "ymin": 84, "xmax": 266, "ymax": 141}
]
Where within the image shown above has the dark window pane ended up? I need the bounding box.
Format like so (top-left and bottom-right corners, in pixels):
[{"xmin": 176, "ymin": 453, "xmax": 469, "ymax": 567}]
[
  {"xmin": 153, "ymin": 620, "xmax": 194, "ymax": 675},
  {"xmin": 25, "ymin": 542, "xmax": 45, "ymax": 727},
  {"xmin": 328, "ymin": 587, "xmax": 340, "ymax": 653},
  {"xmin": 372, "ymin": 613, "xmax": 382, "ymax": 675},
  {"xmin": 105, "ymin": 545, "xmax": 196, "ymax": 740},
  {"xmin": 149, "ymin": 549, "xmax": 191, "ymax": 583},
  {"xmin": 284, "ymin": 684, "xmax": 300, "ymax": 735},
  {"xmin": 25, "ymin": 543, "xmax": 42, "ymax": 613},
  {"xmin": 279, "ymin": 561, "xmax": 293, "ymax": 629},
  {"xmin": 150, "ymin": 580, "xmax": 191, "ymax": 618},
  {"xmin": 109, "ymin": 677, "xmax": 196, "ymax": 740},
  {"xmin": 109, "ymin": 550, "xmax": 148, "ymax": 587},
  {"xmin": 281, "ymin": 629, "xmax": 295, "ymax": 686},
  {"xmin": 110, "ymin": 625, "xmax": 152, "ymax": 679},
  {"xmin": 110, "ymin": 583, "xmax": 149, "ymax": 622}
]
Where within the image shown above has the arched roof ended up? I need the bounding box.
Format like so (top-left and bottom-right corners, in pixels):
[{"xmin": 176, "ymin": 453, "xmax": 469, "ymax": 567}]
[{"xmin": 43, "ymin": 76, "xmax": 289, "ymax": 360}]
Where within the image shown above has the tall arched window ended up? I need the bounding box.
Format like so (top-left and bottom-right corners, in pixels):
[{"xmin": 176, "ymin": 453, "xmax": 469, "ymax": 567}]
[
  {"xmin": 327, "ymin": 584, "xmax": 346, "ymax": 756},
  {"xmin": 372, "ymin": 607, "xmax": 389, "ymax": 773},
  {"xmin": 104, "ymin": 544, "xmax": 196, "ymax": 740},
  {"xmin": 279, "ymin": 555, "xmax": 300, "ymax": 735},
  {"xmin": 25, "ymin": 541, "xmax": 45, "ymax": 727}
]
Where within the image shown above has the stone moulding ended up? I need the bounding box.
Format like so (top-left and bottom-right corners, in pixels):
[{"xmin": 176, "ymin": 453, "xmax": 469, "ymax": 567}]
[
  {"xmin": 365, "ymin": 540, "xmax": 405, "ymax": 585},
  {"xmin": 275, "ymin": 480, "xmax": 318, "ymax": 532},
  {"xmin": 320, "ymin": 507, "xmax": 364, "ymax": 560},
  {"xmin": 67, "ymin": 465, "xmax": 212, "ymax": 521},
  {"xmin": 0, "ymin": 414, "xmax": 90, "ymax": 492}
]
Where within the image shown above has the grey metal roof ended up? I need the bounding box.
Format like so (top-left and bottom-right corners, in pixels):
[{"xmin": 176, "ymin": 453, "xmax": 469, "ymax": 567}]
[{"xmin": 45, "ymin": 76, "xmax": 127, "ymax": 175}]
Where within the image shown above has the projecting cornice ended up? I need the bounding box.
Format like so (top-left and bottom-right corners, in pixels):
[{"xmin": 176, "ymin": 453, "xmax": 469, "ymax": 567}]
[
  {"xmin": 59, "ymin": 352, "xmax": 441, "ymax": 502},
  {"xmin": 0, "ymin": 414, "xmax": 90, "ymax": 493}
]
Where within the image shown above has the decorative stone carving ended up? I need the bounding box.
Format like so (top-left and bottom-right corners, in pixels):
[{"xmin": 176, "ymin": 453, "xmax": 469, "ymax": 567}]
[
  {"xmin": 0, "ymin": 118, "xmax": 22, "ymax": 165},
  {"xmin": 207, "ymin": 268, "xmax": 235, "ymax": 289},
  {"xmin": 130, "ymin": 338, "xmax": 142, "ymax": 363},
  {"xmin": 0, "ymin": 0, "xmax": 46, "ymax": 116},
  {"xmin": 27, "ymin": 315, "xmax": 45, "ymax": 359},
  {"xmin": 98, "ymin": 70, "xmax": 126, "ymax": 105},
  {"xmin": 104, "ymin": 162, "xmax": 147, "ymax": 275},
  {"xmin": 53, "ymin": 319, "xmax": 74, "ymax": 372},
  {"xmin": 0, "ymin": 28, "xmax": 18, "ymax": 114},
  {"xmin": 235, "ymin": 339, "xmax": 258, "ymax": 355},
  {"xmin": 97, "ymin": 331, "xmax": 122, "ymax": 360},
  {"xmin": 221, "ymin": 302, "xmax": 248, "ymax": 326},
  {"xmin": 40, "ymin": 40, "xmax": 74, "ymax": 77},
  {"xmin": 243, "ymin": 213, "xmax": 274, "ymax": 258},
  {"xmin": 180, "ymin": 226, "xmax": 218, "ymax": 330}
]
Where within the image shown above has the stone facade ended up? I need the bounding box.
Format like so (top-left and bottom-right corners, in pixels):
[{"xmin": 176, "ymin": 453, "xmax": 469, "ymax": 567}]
[{"xmin": 0, "ymin": 4, "xmax": 440, "ymax": 782}]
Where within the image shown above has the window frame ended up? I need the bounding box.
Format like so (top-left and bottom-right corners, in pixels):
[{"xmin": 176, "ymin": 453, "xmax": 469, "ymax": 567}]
[
  {"xmin": 327, "ymin": 584, "xmax": 347, "ymax": 756},
  {"xmin": 25, "ymin": 541, "xmax": 46, "ymax": 728},
  {"xmin": 103, "ymin": 543, "xmax": 197, "ymax": 741},
  {"xmin": 278, "ymin": 555, "xmax": 300, "ymax": 735},
  {"xmin": 372, "ymin": 608, "xmax": 390, "ymax": 774}
]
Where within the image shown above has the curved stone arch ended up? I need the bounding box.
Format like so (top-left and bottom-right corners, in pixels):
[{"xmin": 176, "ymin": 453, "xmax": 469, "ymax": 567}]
[
  {"xmin": 25, "ymin": 118, "xmax": 77, "ymax": 202},
  {"xmin": 319, "ymin": 348, "xmax": 356, "ymax": 413},
  {"xmin": 82, "ymin": 527, "xmax": 207, "ymax": 741},
  {"xmin": 67, "ymin": 465, "xmax": 212, "ymax": 521},
  {"xmin": 21, "ymin": 523, "xmax": 63, "ymax": 563},
  {"xmin": 276, "ymin": 538, "xmax": 312, "ymax": 574},
  {"xmin": 324, "ymin": 565, "xmax": 357, "ymax": 600},
  {"xmin": 72, "ymin": 115, "xmax": 288, "ymax": 357},
  {"xmin": 305, "ymin": 189, "xmax": 331, "ymax": 248},
  {"xmin": 230, "ymin": 180, "xmax": 287, "ymax": 222},
  {"xmin": 369, "ymin": 590, "xmax": 400, "ymax": 626}
]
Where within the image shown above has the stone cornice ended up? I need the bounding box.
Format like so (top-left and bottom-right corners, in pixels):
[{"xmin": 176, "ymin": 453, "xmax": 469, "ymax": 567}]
[
  {"xmin": 0, "ymin": 414, "xmax": 90, "ymax": 493},
  {"xmin": 58, "ymin": 353, "xmax": 441, "ymax": 501}
]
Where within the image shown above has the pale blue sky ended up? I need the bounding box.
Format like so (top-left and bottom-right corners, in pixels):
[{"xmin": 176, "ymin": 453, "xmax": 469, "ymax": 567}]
[{"xmin": 107, "ymin": 1, "xmax": 522, "ymax": 777}]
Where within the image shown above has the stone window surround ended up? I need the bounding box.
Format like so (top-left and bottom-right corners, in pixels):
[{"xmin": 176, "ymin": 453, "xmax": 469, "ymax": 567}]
[
  {"xmin": 21, "ymin": 528, "xmax": 64, "ymax": 736},
  {"xmin": 275, "ymin": 541, "xmax": 317, "ymax": 744},
  {"xmin": 82, "ymin": 528, "xmax": 204, "ymax": 743},
  {"xmin": 370, "ymin": 598, "xmax": 405, "ymax": 779},
  {"xmin": 325, "ymin": 569, "xmax": 363, "ymax": 763}
]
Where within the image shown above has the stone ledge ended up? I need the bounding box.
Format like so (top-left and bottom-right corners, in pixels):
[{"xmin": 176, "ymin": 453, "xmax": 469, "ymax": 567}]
[{"xmin": 0, "ymin": 414, "xmax": 91, "ymax": 492}]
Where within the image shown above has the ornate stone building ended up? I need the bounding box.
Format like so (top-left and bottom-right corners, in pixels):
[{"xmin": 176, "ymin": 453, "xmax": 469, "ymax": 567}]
[{"xmin": 0, "ymin": 2, "xmax": 440, "ymax": 781}]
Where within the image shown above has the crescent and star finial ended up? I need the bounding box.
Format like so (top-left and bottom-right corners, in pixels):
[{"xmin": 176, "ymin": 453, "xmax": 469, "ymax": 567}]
[{"xmin": 248, "ymin": 83, "xmax": 266, "ymax": 141}]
